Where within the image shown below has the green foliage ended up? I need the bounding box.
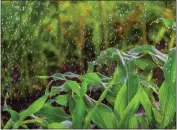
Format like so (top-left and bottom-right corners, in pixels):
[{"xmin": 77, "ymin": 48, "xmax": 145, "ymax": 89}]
[
  {"xmin": 1, "ymin": 1, "xmax": 176, "ymax": 98},
  {"xmin": 48, "ymin": 122, "xmax": 68, "ymax": 129},
  {"xmin": 4, "ymin": 45, "xmax": 176, "ymax": 129},
  {"xmin": 158, "ymin": 48, "xmax": 176, "ymax": 128},
  {"xmin": 55, "ymin": 94, "xmax": 69, "ymax": 106}
]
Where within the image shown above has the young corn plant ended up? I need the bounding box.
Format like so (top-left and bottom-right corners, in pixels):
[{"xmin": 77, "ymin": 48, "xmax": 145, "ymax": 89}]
[{"xmin": 3, "ymin": 45, "xmax": 176, "ymax": 129}]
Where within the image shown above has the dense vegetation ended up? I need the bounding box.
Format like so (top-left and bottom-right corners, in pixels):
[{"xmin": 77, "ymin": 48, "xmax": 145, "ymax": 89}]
[
  {"xmin": 3, "ymin": 45, "xmax": 176, "ymax": 129},
  {"xmin": 1, "ymin": 1, "xmax": 176, "ymax": 129}
]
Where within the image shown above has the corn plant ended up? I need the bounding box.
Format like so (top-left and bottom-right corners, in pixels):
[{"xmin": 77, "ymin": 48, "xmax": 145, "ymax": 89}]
[
  {"xmin": 2, "ymin": 1, "xmax": 175, "ymax": 98},
  {"xmin": 3, "ymin": 45, "xmax": 176, "ymax": 129}
]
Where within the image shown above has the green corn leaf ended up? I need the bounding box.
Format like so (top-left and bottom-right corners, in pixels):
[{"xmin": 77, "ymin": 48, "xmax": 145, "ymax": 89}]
[
  {"xmin": 114, "ymin": 84, "xmax": 127, "ymax": 120},
  {"xmin": 63, "ymin": 72, "xmax": 79, "ymax": 78},
  {"xmin": 64, "ymin": 80, "xmax": 80, "ymax": 96},
  {"xmin": 90, "ymin": 47, "xmax": 128, "ymax": 97},
  {"xmin": 50, "ymin": 86, "xmax": 65, "ymax": 97},
  {"xmin": 84, "ymin": 95, "xmax": 117, "ymax": 128},
  {"xmin": 48, "ymin": 122, "xmax": 68, "ymax": 129},
  {"xmin": 21, "ymin": 124, "xmax": 28, "ymax": 129},
  {"xmin": 114, "ymin": 61, "xmax": 139, "ymax": 122},
  {"xmin": 35, "ymin": 105, "xmax": 71, "ymax": 123},
  {"xmin": 128, "ymin": 115, "xmax": 138, "ymax": 129},
  {"xmin": 21, "ymin": 118, "xmax": 48, "ymax": 128},
  {"xmin": 7, "ymin": 110, "xmax": 19, "ymax": 123},
  {"xmin": 152, "ymin": 107, "xmax": 161, "ymax": 123},
  {"xmin": 147, "ymin": 70, "xmax": 153, "ymax": 81},
  {"xmin": 110, "ymin": 65, "xmax": 127, "ymax": 98},
  {"xmin": 3, "ymin": 103, "xmax": 19, "ymax": 123},
  {"xmin": 105, "ymin": 92, "xmax": 116, "ymax": 106},
  {"xmin": 80, "ymin": 79, "xmax": 88, "ymax": 97},
  {"xmin": 151, "ymin": 107, "xmax": 160, "ymax": 128},
  {"xmin": 79, "ymin": 73, "xmax": 102, "ymax": 86},
  {"xmin": 51, "ymin": 73, "xmax": 66, "ymax": 81},
  {"xmin": 117, "ymin": 89, "xmax": 140, "ymax": 128},
  {"xmin": 94, "ymin": 47, "xmax": 123, "ymax": 64},
  {"xmin": 126, "ymin": 61, "xmax": 139, "ymax": 103},
  {"xmin": 134, "ymin": 55, "xmax": 157, "ymax": 70},
  {"xmin": 159, "ymin": 48, "xmax": 176, "ymax": 128},
  {"xmin": 128, "ymin": 45, "xmax": 168, "ymax": 66},
  {"xmin": 13, "ymin": 95, "xmax": 48, "ymax": 129},
  {"xmin": 140, "ymin": 79, "xmax": 159, "ymax": 94},
  {"xmin": 83, "ymin": 74, "xmax": 117, "ymax": 128},
  {"xmin": 154, "ymin": 27, "xmax": 167, "ymax": 43},
  {"xmin": 136, "ymin": 115, "xmax": 149, "ymax": 128},
  {"xmin": 162, "ymin": 18, "xmax": 176, "ymax": 30},
  {"xmin": 139, "ymin": 86, "xmax": 152, "ymax": 121},
  {"xmin": 55, "ymin": 94, "xmax": 69, "ymax": 106},
  {"xmin": 72, "ymin": 96, "xmax": 85, "ymax": 128},
  {"xmin": 3, "ymin": 118, "xmax": 13, "ymax": 129},
  {"xmin": 96, "ymin": 72, "xmax": 112, "ymax": 82},
  {"xmin": 68, "ymin": 95, "xmax": 76, "ymax": 114},
  {"xmin": 20, "ymin": 95, "xmax": 48, "ymax": 119},
  {"xmin": 91, "ymin": 104, "xmax": 117, "ymax": 129}
]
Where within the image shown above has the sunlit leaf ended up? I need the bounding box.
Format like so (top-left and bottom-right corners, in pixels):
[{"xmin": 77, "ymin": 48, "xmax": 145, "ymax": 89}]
[
  {"xmin": 79, "ymin": 73, "xmax": 102, "ymax": 86},
  {"xmin": 159, "ymin": 48, "xmax": 176, "ymax": 128},
  {"xmin": 72, "ymin": 96, "xmax": 85, "ymax": 128},
  {"xmin": 136, "ymin": 115, "xmax": 149, "ymax": 128},
  {"xmin": 80, "ymin": 79, "xmax": 88, "ymax": 97},
  {"xmin": 117, "ymin": 89, "xmax": 140, "ymax": 128},
  {"xmin": 13, "ymin": 95, "xmax": 48, "ymax": 128},
  {"xmin": 55, "ymin": 94, "xmax": 69, "ymax": 106},
  {"xmin": 48, "ymin": 122, "xmax": 68, "ymax": 129},
  {"xmin": 84, "ymin": 95, "xmax": 117, "ymax": 128},
  {"xmin": 128, "ymin": 115, "xmax": 138, "ymax": 128},
  {"xmin": 64, "ymin": 80, "xmax": 81, "ymax": 96},
  {"xmin": 36, "ymin": 76, "xmax": 49, "ymax": 79},
  {"xmin": 139, "ymin": 86, "xmax": 152, "ymax": 121}
]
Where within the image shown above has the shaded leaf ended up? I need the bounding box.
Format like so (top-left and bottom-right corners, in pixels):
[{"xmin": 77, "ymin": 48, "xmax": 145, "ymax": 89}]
[
  {"xmin": 35, "ymin": 105, "xmax": 71, "ymax": 123},
  {"xmin": 63, "ymin": 72, "xmax": 79, "ymax": 78},
  {"xmin": 50, "ymin": 73, "xmax": 66, "ymax": 81}
]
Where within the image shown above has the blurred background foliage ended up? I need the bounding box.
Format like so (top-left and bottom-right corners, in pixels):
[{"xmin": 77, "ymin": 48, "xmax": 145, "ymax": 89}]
[{"xmin": 1, "ymin": 1, "xmax": 176, "ymax": 98}]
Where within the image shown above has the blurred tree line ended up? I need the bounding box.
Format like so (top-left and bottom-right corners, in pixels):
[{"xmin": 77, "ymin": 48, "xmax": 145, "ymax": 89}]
[{"xmin": 1, "ymin": 1, "xmax": 176, "ymax": 97}]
